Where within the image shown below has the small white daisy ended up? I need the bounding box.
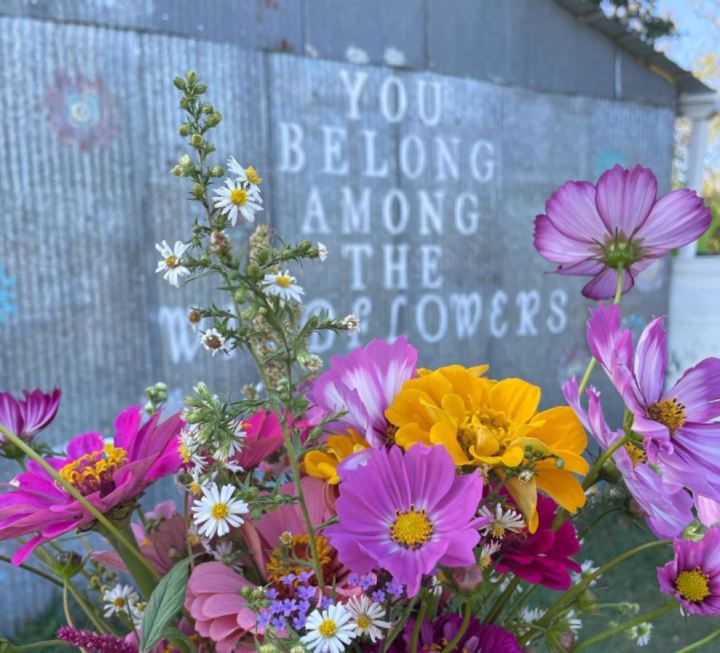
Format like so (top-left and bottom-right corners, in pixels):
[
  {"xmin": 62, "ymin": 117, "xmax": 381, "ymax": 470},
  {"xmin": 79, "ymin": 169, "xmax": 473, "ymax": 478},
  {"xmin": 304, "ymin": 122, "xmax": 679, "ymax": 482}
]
[
  {"xmin": 340, "ymin": 313, "xmax": 360, "ymax": 332},
  {"xmin": 478, "ymin": 540, "xmax": 501, "ymax": 568},
  {"xmin": 571, "ymin": 559, "xmax": 600, "ymax": 587},
  {"xmin": 227, "ymin": 157, "xmax": 263, "ymax": 197},
  {"xmin": 201, "ymin": 327, "xmax": 226, "ymax": 356},
  {"xmin": 565, "ymin": 609, "xmax": 583, "ymax": 634},
  {"xmin": 628, "ymin": 622, "xmax": 653, "ymax": 647},
  {"xmin": 213, "ymin": 178, "xmax": 263, "ymax": 225},
  {"xmin": 178, "ymin": 430, "xmax": 205, "ymax": 469},
  {"xmin": 519, "ymin": 607, "xmax": 545, "ymax": 623},
  {"xmin": 191, "ymin": 482, "xmax": 249, "ymax": 539},
  {"xmin": 262, "ymin": 270, "xmax": 305, "ymax": 304},
  {"xmin": 317, "ymin": 242, "xmax": 328, "ymax": 261},
  {"xmin": 301, "ymin": 603, "xmax": 356, "ymax": 653},
  {"xmin": 102, "ymin": 584, "xmax": 139, "ymax": 618},
  {"xmin": 479, "ymin": 504, "xmax": 525, "ymax": 538},
  {"xmin": 155, "ymin": 240, "xmax": 190, "ymax": 287},
  {"xmin": 129, "ymin": 599, "xmax": 146, "ymax": 629},
  {"xmin": 345, "ymin": 595, "xmax": 390, "ymax": 643}
]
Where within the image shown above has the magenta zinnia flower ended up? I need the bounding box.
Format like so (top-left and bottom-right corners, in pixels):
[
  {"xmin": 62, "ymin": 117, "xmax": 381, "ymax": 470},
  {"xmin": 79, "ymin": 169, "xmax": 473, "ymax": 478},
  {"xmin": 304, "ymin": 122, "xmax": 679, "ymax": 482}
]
[
  {"xmin": 0, "ymin": 387, "xmax": 61, "ymax": 443},
  {"xmin": 587, "ymin": 304, "xmax": 720, "ymax": 498},
  {"xmin": 0, "ymin": 405, "xmax": 183, "ymax": 563},
  {"xmin": 658, "ymin": 528, "xmax": 720, "ymax": 615},
  {"xmin": 564, "ymin": 377, "xmax": 694, "ymax": 539},
  {"xmin": 325, "ymin": 445, "xmax": 483, "ymax": 596},
  {"xmin": 534, "ymin": 165, "xmax": 711, "ymax": 299},
  {"xmin": 309, "ymin": 337, "xmax": 417, "ymax": 447},
  {"xmin": 233, "ymin": 409, "xmax": 285, "ymax": 469},
  {"xmin": 495, "ymin": 494, "xmax": 581, "ymax": 591}
]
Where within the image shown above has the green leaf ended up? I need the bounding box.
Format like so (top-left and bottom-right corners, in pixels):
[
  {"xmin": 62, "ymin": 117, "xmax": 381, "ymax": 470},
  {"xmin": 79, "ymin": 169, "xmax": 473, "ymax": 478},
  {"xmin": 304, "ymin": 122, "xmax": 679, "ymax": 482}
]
[
  {"xmin": 160, "ymin": 627, "xmax": 196, "ymax": 653},
  {"xmin": 140, "ymin": 558, "xmax": 191, "ymax": 652}
]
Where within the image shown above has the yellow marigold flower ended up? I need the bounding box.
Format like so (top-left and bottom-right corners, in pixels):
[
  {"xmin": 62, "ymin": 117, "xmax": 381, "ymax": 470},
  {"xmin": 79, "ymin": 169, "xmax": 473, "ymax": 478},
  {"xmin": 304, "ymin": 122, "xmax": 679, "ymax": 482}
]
[
  {"xmin": 303, "ymin": 429, "xmax": 370, "ymax": 485},
  {"xmin": 385, "ymin": 365, "xmax": 589, "ymax": 531}
]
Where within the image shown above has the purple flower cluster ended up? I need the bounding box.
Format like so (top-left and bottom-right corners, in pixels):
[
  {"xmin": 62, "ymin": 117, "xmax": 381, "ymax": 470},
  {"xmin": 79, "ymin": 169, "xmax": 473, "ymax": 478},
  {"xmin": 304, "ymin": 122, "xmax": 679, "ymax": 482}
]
[
  {"xmin": 57, "ymin": 627, "xmax": 137, "ymax": 653},
  {"xmin": 259, "ymin": 573, "xmax": 319, "ymax": 631}
]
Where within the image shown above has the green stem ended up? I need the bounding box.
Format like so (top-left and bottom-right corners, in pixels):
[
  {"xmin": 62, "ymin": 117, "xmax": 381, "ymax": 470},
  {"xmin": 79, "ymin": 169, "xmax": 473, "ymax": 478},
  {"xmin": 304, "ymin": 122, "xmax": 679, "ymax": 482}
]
[
  {"xmin": 14, "ymin": 641, "xmax": 70, "ymax": 651},
  {"xmin": 382, "ymin": 594, "xmax": 419, "ymax": 653},
  {"xmin": 65, "ymin": 580, "xmax": 111, "ymax": 635},
  {"xmin": 410, "ymin": 599, "xmax": 428, "ymax": 653},
  {"xmin": 533, "ymin": 539, "xmax": 670, "ymax": 638},
  {"xmin": 440, "ymin": 601, "xmax": 472, "ymax": 653},
  {"xmin": 505, "ymin": 583, "xmax": 538, "ymax": 622},
  {"xmin": 579, "ymin": 506, "xmax": 623, "ymax": 540},
  {"xmin": 0, "ymin": 424, "xmax": 159, "ymax": 587},
  {"xmin": 675, "ymin": 630, "xmax": 720, "ymax": 653},
  {"xmin": 571, "ymin": 603, "xmax": 676, "ymax": 651},
  {"xmin": 576, "ymin": 266, "xmax": 625, "ymax": 395},
  {"xmin": 582, "ymin": 434, "xmax": 629, "ymax": 491},
  {"xmin": 485, "ymin": 576, "xmax": 520, "ymax": 623},
  {"xmin": 0, "ymin": 554, "xmax": 63, "ymax": 588},
  {"xmin": 98, "ymin": 520, "xmax": 157, "ymax": 599}
]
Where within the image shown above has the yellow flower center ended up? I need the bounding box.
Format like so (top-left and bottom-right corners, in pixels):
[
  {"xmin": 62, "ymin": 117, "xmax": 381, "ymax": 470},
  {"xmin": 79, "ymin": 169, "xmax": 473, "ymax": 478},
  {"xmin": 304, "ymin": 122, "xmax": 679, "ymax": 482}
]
[
  {"xmin": 58, "ymin": 444, "xmax": 128, "ymax": 496},
  {"xmin": 275, "ymin": 275, "xmax": 292, "ymax": 288},
  {"xmin": 648, "ymin": 398, "xmax": 686, "ymax": 433},
  {"xmin": 179, "ymin": 443, "xmax": 191, "ymax": 463},
  {"xmin": 318, "ymin": 618, "xmax": 337, "ymax": 637},
  {"xmin": 625, "ymin": 442, "xmax": 647, "ymax": 467},
  {"xmin": 458, "ymin": 409, "xmax": 512, "ymax": 457},
  {"xmin": 113, "ymin": 597, "xmax": 126, "ymax": 608},
  {"xmin": 211, "ymin": 503, "xmax": 230, "ymax": 520},
  {"xmin": 189, "ymin": 481, "xmax": 202, "ymax": 496},
  {"xmin": 245, "ymin": 166, "xmax": 262, "ymax": 185},
  {"xmin": 491, "ymin": 523, "xmax": 507, "ymax": 539},
  {"xmin": 390, "ymin": 508, "xmax": 433, "ymax": 549},
  {"xmin": 675, "ymin": 569, "xmax": 711, "ymax": 603},
  {"xmin": 357, "ymin": 615, "xmax": 371, "ymax": 629},
  {"xmin": 164, "ymin": 254, "xmax": 178, "ymax": 268},
  {"xmin": 204, "ymin": 335, "xmax": 223, "ymax": 350},
  {"xmin": 229, "ymin": 188, "xmax": 247, "ymax": 206}
]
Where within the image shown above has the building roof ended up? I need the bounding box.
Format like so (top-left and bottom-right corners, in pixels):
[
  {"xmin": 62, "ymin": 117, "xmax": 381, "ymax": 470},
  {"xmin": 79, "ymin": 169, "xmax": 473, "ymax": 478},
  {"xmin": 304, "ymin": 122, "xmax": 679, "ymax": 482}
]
[{"xmin": 555, "ymin": 0, "xmax": 713, "ymax": 95}]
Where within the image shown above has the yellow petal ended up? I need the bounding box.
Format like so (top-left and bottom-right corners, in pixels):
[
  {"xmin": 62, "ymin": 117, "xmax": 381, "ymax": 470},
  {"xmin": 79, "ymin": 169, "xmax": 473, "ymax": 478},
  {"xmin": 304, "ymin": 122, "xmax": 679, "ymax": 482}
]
[
  {"xmin": 536, "ymin": 469, "xmax": 587, "ymax": 513},
  {"xmin": 429, "ymin": 422, "xmax": 469, "ymax": 465},
  {"xmin": 506, "ymin": 477, "xmax": 539, "ymax": 533},
  {"xmin": 490, "ymin": 378, "xmax": 541, "ymax": 424},
  {"xmin": 395, "ymin": 423, "xmax": 432, "ymax": 448},
  {"xmin": 532, "ymin": 406, "xmax": 587, "ymax": 455}
]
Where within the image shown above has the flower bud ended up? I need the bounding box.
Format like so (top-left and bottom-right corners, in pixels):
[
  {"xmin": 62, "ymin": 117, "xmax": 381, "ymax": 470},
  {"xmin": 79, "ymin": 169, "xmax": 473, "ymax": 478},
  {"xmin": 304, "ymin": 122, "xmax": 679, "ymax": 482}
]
[
  {"xmin": 173, "ymin": 76, "xmax": 187, "ymax": 90},
  {"xmin": 207, "ymin": 111, "xmax": 222, "ymax": 127},
  {"xmin": 195, "ymin": 84, "xmax": 207, "ymax": 94},
  {"xmin": 188, "ymin": 308, "xmax": 202, "ymax": 326},
  {"xmin": 191, "ymin": 183, "xmax": 205, "ymax": 198},
  {"xmin": 210, "ymin": 165, "xmax": 224, "ymax": 177},
  {"xmin": 246, "ymin": 263, "xmax": 261, "ymax": 278},
  {"xmin": 171, "ymin": 165, "xmax": 184, "ymax": 176},
  {"xmin": 179, "ymin": 96, "xmax": 191, "ymax": 110},
  {"xmin": 53, "ymin": 551, "xmax": 84, "ymax": 581},
  {"xmin": 185, "ymin": 70, "xmax": 198, "ymax": 84},
  {"xmin": 178, "ymin": 123, "xmax": 192, "ymax": 137},
  {"xmin": 190, "ymin": 133, "xmax": 204, "ymax": 148}
]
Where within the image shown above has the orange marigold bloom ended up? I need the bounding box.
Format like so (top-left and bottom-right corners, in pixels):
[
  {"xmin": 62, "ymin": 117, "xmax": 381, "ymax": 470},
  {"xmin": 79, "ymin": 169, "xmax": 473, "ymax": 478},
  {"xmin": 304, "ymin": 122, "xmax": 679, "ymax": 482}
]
[
  {"xmin": 303, "ymin": 429, "xmax": 370, "ymax": 485},
  {"xmin": 385, "ymin": 365, "xmax": 588, "ymax": 531}
]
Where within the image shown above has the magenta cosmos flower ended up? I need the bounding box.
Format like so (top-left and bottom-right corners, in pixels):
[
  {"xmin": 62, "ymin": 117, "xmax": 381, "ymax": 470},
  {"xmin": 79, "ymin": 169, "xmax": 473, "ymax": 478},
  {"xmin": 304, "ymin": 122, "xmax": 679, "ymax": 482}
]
[
  {"xmin": 309, "ymin": 337, "xmax": 417, "ymax": 447},
  {"xmin": 325, "ymin": 445, "xmax": 483, "ymax": 596},
  {"xmin": 0, "ymin": 387, "xmax": 61, "ymax": 443},
  {"xmin": 587, "ymin": 304, "xmax": 720, "ymax": 498},
  {"xmin": 534, "ymin": 165, "xmax": 711, "ymax": 299},
  {"xmin": 0, "ymin": 405, "xmax": 183, "ymax": 563},
  {"xmin": 564, "ymin": 377, "xmax": 694, "ymax": 539},
  {"xmin": 495, "ymin": 494, "xmax": 581, "ymax": 591},
  {"xmin": 658, "ymin": 528, "xmax": 720, "ymax": 615}
]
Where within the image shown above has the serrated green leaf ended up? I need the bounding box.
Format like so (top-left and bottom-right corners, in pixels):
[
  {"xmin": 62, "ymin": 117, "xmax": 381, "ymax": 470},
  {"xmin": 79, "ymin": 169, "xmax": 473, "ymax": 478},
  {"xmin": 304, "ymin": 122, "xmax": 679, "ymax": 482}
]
[{"xmin": 140, "ymin": 558, "xmax": 191, "ymax": 652}]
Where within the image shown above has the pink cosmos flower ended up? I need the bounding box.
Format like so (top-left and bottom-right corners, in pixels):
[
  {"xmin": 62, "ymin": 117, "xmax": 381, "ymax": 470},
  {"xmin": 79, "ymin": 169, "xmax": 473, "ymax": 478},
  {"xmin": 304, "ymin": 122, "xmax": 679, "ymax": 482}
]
[
  {"xmin": 0, "ymin": 405, "xmax": 183, "ymax": 563},
  {"xmin": 658, "ymin": 528, "xmax": 720, "ymax": 615},
  {"xmin": 185, "ymin": 562, "xmax": 257, "ymax": 652},
  {"xmin": 534, "ymin": 165, "xmax": 711, "ymax": 299},
  {"xmin": 564, "ymin": 376, "xmax": 694, "ymax": 539},
  {"xmin": 0, "ymin": 387, "xmax": 61, "ymax": 442},
  {"xmin": 495, "ymin": 494, "xmax": 581, "ymax": 591},
  {"xmin": 325, "ymin": 445, "xmax": 483, "ymax": 596},
  {"xmin": 309, "ymin": 337, "xmax": 417, "ymax": 447},
  {"xmin": 587, "ymin": 304, "xmax": 720, "ymax": 498},
  {"xmin": 233, "ymin": 410, "xmax": 287, "ymax": 469}
]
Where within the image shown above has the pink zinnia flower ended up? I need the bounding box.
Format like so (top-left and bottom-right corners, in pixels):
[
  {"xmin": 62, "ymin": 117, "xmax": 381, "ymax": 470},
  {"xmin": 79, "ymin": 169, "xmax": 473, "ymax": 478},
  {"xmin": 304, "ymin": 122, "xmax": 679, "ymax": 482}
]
[
  {"xmin": 325, "ymin": 445, "xmax": 483, "ymax": 596},
  {"xmin": 534, "ymin": 165, "xmax": 711, "ymax": 299},
  {"xmin": 563, "ymin": 376, "xmax": 694, "ymax": 539},
  {"xmin": 658, "ymin": 528, "xmax": 720, "ymax": 615},
  {"xmin": 495, "ymin": 495, "xmax": 581, "ymax": 591},
  {"xmin": 0, "ymin": 405, "xmax": 183, "ymax": 563},
  {"xmin": 587, "ymin": 304, "xmax": 720, "ymax": 498},
  {"xmin": 185, "ymin": 561, "xmax": 257, "ymax": 652},
  {"xmin": 233, "ymin": 409, "xmax": 286, "ymax": 469},
  {"xmin": 309, "ymin": 337, "xmax": 417, "ymax": 447},
  {"xmin": 0, "ymin": 387, "xmax": 61, "ymax": 443}
]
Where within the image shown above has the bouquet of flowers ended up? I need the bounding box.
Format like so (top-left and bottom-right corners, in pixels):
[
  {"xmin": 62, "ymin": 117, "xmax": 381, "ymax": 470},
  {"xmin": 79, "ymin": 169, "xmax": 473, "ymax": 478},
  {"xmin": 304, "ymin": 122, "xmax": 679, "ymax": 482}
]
[{"xmin": 1, "ymin": 71, "xmax": 719, "ymax": 653}]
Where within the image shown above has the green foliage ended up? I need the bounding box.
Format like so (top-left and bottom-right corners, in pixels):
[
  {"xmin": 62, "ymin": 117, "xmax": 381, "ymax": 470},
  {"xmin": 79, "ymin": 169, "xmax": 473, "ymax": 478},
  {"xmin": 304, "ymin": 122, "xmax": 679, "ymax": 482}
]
[
  {"xmin": 588, "ymin": 0, "xmax": 676, "ymax": 43},
  {"xmin": 697, "ymin": 196, "xmax": 720, "ymax": 254}
]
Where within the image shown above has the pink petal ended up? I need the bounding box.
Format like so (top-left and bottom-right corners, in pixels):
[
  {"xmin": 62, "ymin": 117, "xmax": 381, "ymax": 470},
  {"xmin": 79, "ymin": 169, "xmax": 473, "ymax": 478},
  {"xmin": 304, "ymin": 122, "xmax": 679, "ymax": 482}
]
[
  {"xmin": 582, "ymin": 267, "xmax": 634, "ymax": 300},
  {"xmin": 696, "ymin": 495, "xmax": 720, "ymax": 528},
  {"xmin": 633, "ymin": 317, "xmax": 667, "ymax": 405},
  {"xmin": 595, "ymin": 164, "xmax": 658, "ymax": 235},
  {"xmin": 636, "ymin": 189, "xmax": 712, "ymax": 253},
  {"xmin": 544, "ymin": 180, "xmax": 608, "ymax": 243},
  {"xmin": 668, "ymin": 357, "xmax": 720, "ymax": 422},
  {"xmin": 66, "ymin": 432, "xmax": 104, "ymax": 460},
  {"xmin": 534, "ymin": 215, "xmax": 594, "ymax": 265}
]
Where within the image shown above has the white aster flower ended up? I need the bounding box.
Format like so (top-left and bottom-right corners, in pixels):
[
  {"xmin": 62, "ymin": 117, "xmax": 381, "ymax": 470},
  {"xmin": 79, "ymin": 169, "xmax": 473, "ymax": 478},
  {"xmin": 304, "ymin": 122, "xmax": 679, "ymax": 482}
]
[
  {"xmin": 565, "ymin": 609, "xmax": 583, "ymax": 634},
  {"xmin": 345, "ymin": 595, "xmax": 390, "ymax": 642},
  {"xmin": 340, "ymin": 313, "xmax": 360, "ymax": 332},
  {"xmin": 317, "ymin": 242, "xmax": 328, "ymax": 261},
  {"xmin": 201, "ymin": 327, "xmax": 226, "ymax": 356},
  {"xmin": 179, "ymin": 430, "xmax": 205, "ymax": 469},
  {"xmin": 227, "ymin": 157, "xmax": 263, "ymax": 197},
  {"xmin": 262, "ymin": 270, "xmax": 305, "ymax": 304},
  {"xmin": 213, "ymin": 178, "xmax": 262, "ymax": 225},
  {"xmin": 519, "ymin": 607, "xmax": 545, "ymax": 624},
  {"xmin": 191, "ymin": 482, "xmax": 249, "ymax": 539},
  {"xmin": 628, "ymin": 622, "xmax": 653, "ymax": 647},
  {"xmin": 102, "ymin": 584, "xmax": 139, "ymax": 618},
  {"xmin": 479, "ymin": 504, "xmax": 525, "ymax": 538},
  {"xmin": 129, "ymin": 599, "xmax": 146, "ymax": 630},
  {"xmin": 571, "ymin": 559, "xmax": 600, "ymax": 587},
  {"xmin": 478, "ymin": 539, "xmax": 501, "ymax": 568},
  {"xmin": 155, "ymin": 240, "xmax": 190, "ymax": 287},
  {"xmin": 301, "ymin": 603, "xmax": 356, "ymax": 653}
]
